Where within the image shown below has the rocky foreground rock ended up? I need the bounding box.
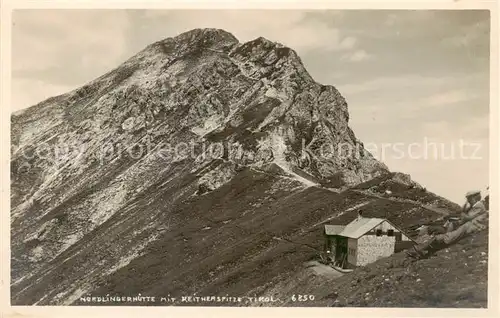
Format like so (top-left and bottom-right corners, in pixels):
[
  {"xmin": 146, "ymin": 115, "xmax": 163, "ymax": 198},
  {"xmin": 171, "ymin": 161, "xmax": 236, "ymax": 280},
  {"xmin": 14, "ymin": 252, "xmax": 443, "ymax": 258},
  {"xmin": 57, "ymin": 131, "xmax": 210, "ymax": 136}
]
[{"xmin": 10, "ymin": 28, "xmax": 485, "ymax": 307}]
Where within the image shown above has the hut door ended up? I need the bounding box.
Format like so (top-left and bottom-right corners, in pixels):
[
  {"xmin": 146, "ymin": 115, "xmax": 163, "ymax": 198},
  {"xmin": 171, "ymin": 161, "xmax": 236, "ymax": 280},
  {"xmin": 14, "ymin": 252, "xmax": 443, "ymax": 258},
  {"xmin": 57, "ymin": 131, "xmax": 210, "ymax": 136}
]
[
  {"xmin": 335, "ymin": 237, "xmax": 348, "ymax": 265},
  {"xmin": 330, "ymin": 237, "xmax": 337, "ymax": 256}
]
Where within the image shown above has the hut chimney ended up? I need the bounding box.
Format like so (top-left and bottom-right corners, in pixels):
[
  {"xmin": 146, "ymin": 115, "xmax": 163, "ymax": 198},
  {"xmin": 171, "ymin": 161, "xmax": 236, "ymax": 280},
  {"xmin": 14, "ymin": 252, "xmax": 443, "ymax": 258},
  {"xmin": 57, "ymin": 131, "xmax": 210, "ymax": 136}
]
[{"xmin": 357, "ymin": 209, "xmax": 364, "ymax": 220}]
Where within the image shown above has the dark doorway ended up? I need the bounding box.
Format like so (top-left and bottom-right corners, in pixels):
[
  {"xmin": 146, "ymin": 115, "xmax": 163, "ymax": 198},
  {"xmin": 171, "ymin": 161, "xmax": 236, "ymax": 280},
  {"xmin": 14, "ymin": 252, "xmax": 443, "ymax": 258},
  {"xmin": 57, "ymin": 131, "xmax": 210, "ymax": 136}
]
[{"xmin": 335, "ymin": 237, "xmax": 348, "ymax": 268}]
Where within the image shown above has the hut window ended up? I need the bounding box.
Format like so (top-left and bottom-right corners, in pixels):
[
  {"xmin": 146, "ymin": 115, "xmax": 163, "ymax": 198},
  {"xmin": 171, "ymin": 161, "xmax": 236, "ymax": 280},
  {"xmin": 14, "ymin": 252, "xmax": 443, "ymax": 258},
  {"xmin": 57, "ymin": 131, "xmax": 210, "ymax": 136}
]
[
  {"xmin": 376, "ymin": 229, "xmax": 382, "ymax": 236},
  {"xmin": 387, "ymin": 229, "xmax": 394, "ymax": 237}
]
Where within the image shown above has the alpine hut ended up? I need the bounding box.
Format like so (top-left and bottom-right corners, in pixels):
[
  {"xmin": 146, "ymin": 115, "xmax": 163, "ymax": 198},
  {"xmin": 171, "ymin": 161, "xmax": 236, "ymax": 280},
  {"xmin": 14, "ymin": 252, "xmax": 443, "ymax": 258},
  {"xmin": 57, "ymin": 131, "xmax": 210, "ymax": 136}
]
[{"xmin": 323, "ymin": 212, "xmax": 415, "ymax": 270}]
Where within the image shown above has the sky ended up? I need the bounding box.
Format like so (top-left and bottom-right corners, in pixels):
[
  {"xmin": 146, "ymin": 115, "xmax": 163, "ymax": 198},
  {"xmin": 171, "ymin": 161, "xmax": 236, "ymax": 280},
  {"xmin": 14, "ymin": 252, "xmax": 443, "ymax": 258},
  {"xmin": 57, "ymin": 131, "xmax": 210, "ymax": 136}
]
[{"xmin": 11, "ymin": 9, "xmax": 491, "ymax": 204}]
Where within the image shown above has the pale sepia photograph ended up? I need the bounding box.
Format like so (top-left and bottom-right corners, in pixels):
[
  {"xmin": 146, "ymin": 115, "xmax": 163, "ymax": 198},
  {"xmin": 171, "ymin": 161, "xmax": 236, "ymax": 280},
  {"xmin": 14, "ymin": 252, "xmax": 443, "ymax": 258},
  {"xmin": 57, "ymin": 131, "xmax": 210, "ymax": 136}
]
[{"xmin": 3, "ymin": 2, "xmax": 497, "ymax": 312}]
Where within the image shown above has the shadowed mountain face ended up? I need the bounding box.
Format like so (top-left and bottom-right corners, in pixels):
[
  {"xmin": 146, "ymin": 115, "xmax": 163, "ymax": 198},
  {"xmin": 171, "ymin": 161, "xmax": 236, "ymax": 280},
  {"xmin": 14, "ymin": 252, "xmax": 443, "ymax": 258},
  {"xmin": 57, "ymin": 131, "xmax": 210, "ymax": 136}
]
[{"xmin": 11, "ymin": 28, "xmax": 476, "ymax": 306}]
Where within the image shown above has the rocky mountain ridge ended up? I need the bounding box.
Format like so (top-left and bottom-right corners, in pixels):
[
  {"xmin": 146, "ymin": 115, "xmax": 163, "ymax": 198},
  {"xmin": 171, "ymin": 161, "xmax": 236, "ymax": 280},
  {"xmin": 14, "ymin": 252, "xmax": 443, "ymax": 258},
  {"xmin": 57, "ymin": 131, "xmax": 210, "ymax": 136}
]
[{"xmin": 10, "ymin": 28, "xmax": 477, "ymax": 306}]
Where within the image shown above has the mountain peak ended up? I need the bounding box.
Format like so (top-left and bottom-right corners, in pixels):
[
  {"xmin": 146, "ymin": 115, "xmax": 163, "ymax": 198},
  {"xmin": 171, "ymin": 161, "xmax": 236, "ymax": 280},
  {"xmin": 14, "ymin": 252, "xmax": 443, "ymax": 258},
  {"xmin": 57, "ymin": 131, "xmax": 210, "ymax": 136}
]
[
  {"xmin": 176, "ymin": 27, "xmax": 239, "ymax": 44},
  {"xmin": 11, "ymin": 27, "xmax": 386, "ymax": 191},
  {"xmin": 140, "ymin": 28, "xmax": 239, "ymax": 58}
]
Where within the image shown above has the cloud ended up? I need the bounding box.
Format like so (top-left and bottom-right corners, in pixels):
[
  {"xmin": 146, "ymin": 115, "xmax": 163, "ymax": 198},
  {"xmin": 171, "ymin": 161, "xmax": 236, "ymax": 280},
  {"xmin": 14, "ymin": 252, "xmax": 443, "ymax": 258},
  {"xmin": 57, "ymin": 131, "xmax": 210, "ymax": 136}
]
[
  {"xmin": 12, "ymin": 10, "xmax": 130, "ymax": 86},
  {"xmin": 338, "ymin": 75, "xmax": 449, "ymax": 95},
  {"xmin": 342, "ymin": 49, "xmax": 372, "ymax": 62},
  {"xmin": 11, "ymin": 9, "xmax": 133, "ymax": 110},
  {"xmin": 440, "ymin": 17, "xmax": 490, "ymax": 48},
  {"xmin": 420, "ymin": 116, "xmax": 489, "ymax": 141},
  {"xmin": 338, "ymin": 36, "xmax": 357, "ymax": 50},
  {"xmin": 384, "ymin": 13, "xmax": 398, "ymax": 27},
  {"xmin": 136, "ymin": 10, "xmax": 358, "ymax": 54},
  {"xmin": 386, "ymin": 152, "xmax": 488, "ymax": 204},
  {"xmin": 424, "ymin": 90, "xmax": 474, "ymax": 107},
  {"xmin": 337, "ymin": 72, "xmax": 487, "ymax": 96}
]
